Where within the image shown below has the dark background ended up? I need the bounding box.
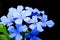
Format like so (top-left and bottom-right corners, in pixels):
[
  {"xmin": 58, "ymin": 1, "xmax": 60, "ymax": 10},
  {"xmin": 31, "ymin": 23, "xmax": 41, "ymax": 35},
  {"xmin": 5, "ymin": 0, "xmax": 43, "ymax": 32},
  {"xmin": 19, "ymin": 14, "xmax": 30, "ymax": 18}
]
[{"xmin": 0, "ymin": 0, "xmax": 59, "ymax": 40}]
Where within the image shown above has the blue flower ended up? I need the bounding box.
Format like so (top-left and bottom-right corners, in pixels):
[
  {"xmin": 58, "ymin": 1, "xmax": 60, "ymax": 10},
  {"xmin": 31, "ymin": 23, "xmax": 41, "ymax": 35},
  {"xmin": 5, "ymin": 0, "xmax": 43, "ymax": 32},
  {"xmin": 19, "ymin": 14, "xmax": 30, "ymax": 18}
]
[
  {"xmin": 8, "ymin": 24, "xmax": 28, "ymax": 40},
  {"xmin": 7, "ymin": 6, "xmax": 23, "ymax": 21},
  {"xmin": 29, "ymin": 16, "xmax": 44, "ymax": 32},
  {"xmin": 0, "ymin": 16, "xmax": 13, "ymax": 26},
  {"xmin": 7, "ymin": 6, "xmax": 32, "ymax": 24},
  {"xmin": 25, "ymin": 28, "xmax": 41, "ymax": 40},
  {"xmin": 29, "ymin": 22, "xmax": 44, "ymax": 32},
  {"xmin": 38, "ymin": 14, "xmax": 54, "ymax": 27}
]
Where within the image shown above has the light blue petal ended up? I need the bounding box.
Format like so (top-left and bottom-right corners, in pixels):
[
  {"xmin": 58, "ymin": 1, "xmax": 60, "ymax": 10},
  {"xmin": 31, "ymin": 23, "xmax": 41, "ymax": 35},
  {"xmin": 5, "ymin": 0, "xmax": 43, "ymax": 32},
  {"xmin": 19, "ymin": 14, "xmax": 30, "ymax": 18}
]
[
  {"xmin": 38, "ymin": 16, "xmax": 42, "ymax": 20},
  {"xmin": 24, "ymin": 17, "xmax": 30, "ymax": 23},
  {"xmin": 15, "ymin": 34, "xmax": 22, "ymax": 40},
  {"xmin": 15, "ymin": 19, "xmax": 22, "ymax": 25},
  {"xmin": 17, "ymin": 5, "xmax": 23, "ymax": 12},
  {"xmin": 7, "ymin": 22, "xmax": 13, "ymax": 26},
  {"xmin": 41, "ymin": 15, "xmax": 48, "ymax": 22},
  {"xmin": 9, "ymin": 33, "xmax": 16, "ymax": 38},
  {"xmin": 12, "ymin": 12, "xmax": 21, "ymax": 19},
  {"xmin": 8, "ymin": 26, "xmax": 16, "ymax": 33},
  {"xmin": 9, "ymin": 7, "xmax": 16, "ymax": 12},
  {"xmin": 29, "ymin": 24, "xmax": 36, "ymax": 30},
  {"xmin": 25, "ymin": 7, "xmax": 33, "ymax": 12},
  {"xmin": 1, "ymin": 16, "xmax": 9, "ymax": 25},
  {"xmin": 29, "ymin": 16, "xmax": 38, "ymax": 23},
  {"xmin": 46, "ymin": 20, "xmax": 54, "ymax": 27},
  {"xmin": 23, "ymin": 10, "xmax": 32, "ymax": 16},
  {"xmin": 18, "ymin": 25, "xmax": 28, "ymax": 32},
  {"xmin": 16, "ymin": 24, "xmax": 21, "ymax": 29},
  {"xmin": 33, "ymin": 8, "xmax": 40, "ymax": 14},
  {"xmin": 20, "ymin": 10, "xmax": 26, "ymax": 19},
  {"xmin": 7, "ymin": 12, "xmax": 13, "ymax": 21},
  {"xmin": 40, "ymin": 11, "xmax": 45, "ymax": 15},
  {"xmin": 36, "ymin": 23, "xmax": 44, "ymax": 32},
  {"xmin": 38, "ymin": 22, "xmax": 46, "ymax": 27}
]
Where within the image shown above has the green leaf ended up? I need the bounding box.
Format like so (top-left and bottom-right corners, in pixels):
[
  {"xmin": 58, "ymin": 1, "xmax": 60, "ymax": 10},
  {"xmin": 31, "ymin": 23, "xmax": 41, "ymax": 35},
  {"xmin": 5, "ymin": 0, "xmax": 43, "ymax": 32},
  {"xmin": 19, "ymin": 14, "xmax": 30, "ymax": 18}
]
[
  {"xmin": 0, "ymin": 24, "xmax": 14, "ymax": 40},
  {"xmin": 0, "ymin": 24, "xmax": 8, "ymax": 35},
  {"xmin": 0, "ymin": 34, "xmax": 9, "ymax": 40}
]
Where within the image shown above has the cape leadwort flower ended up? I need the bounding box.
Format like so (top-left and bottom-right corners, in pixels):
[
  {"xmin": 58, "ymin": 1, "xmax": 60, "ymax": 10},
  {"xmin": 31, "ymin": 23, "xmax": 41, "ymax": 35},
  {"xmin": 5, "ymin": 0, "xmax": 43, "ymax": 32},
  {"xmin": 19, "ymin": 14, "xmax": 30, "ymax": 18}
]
[
  {"xmin": 38, "ymin": 14, "xmax": 54, "ymax": 28},
  {"xmin": 25, "ymin": 28, "xmax": 41, "ymax": 40},
  {"xmin": 29, "ymin": 11, "xmax": 54, "ymax": 32},
  {"xmin": 7, "ymin": 6, "xmax": 32, "ymax": 25},
  {"xmin": 29, "ymin": 16, "xmax": 44, "ymax": 32},
  {"xmin": 0, "ymin": 5, "xmax": 55, "ymax": 40},
  {"xmin": 8, "ymin": 24, "xmax": 27, "ymax": 40},
  {"xmin": 0, "ymin": 16, "xmax": 13, "ymax": 26}
]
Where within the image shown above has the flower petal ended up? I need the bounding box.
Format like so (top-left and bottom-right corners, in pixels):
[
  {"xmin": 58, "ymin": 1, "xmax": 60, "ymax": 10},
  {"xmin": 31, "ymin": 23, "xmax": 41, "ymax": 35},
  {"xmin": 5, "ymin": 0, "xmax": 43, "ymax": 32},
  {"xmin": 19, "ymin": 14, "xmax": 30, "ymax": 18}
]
[
  {"xmin": 40, "ymin": 11, "xmax": 45, "ymax": 15},
  {"xmin": 20, "ymin": 10, "xmax": 26, "ymax": 19},
  {"xmin": 16, "ymin": 24, "xmax": 22, "ymax": 30},
  {"xmin": 29, "ymin": 24, "xmax": 36, "ymax": 30},
  {"xmin": 41, "ymin": 15, "xmax": 48, "ymax": 22},
  {"xmin": 25, "ymin": 33, "xmax": 31, "ymax": 38},
  {"xmin": 36, "ymin": 23, "xmax": 44, "ymax": 32},
  {"xmin": 7, "ymin": 22, "xmax": 13, "ymax": 26},
  {"xmin": 15, "ymin": 19, "xmax": 22, "ymax": 25},
  {"xmin": 29, "ymin": 16, "xmax": 38, "ymax": 23},
  {"xmin": 30, "ymin": 38, "xmax": 34, "ymax": 40},
  {"xmin": 38, "ymin": 22, "xmax": 46, "ymax": 27},
  {"xmin": 24, "ymin": 10, "xmax": 32, "ymax": 16},
  {"xmin": 33, "ymin": 8, "xmax": 40, "ymax": 14},
  {"xmin": 15, "ymin": 34, "xmax": 22, "ymax": 40},
  {"xmin": 8, "ymin": 26, "xmax": 16, "ymax": 33},
  {"xmin": 46, "ymin": 20, "xmax": 54, "ymax": 27},
  {"xmin": 17, "ymin": 5, "xmax": 23, "ymax": 12},
  {"xmin": 7, "ymin": 12, "xmax": 13, "ymax": 21},
  {"xmin": 9, "ymin": 33, "xmax": 16, "ymax": 38},
  {"xmin": 24, "ymin": 17, "xmax": 30, "ymax": 23},
  {"xmin": 0, "ymin": 16, "xmax": 9, "ymax": 25},
  {"xmin": 12, "ymin": 12, "xmax": 21, "ymax": 19},
  {"xmin": 31, "ymin": 28, "xmax": 39, "ymax": 36},
  {"xmin": 9, "ymin": 7, "xmax": 16, "ymax": 12},
  {"xmin": 25, "ymin": 7, "xmax": 33, "ymax": 12},
  {"xmin": 38, "ymin": 16, "xmax": 42, "ymax": 20},
  {"xmin": 18, "ymin": 25, "xmax": 28, "ymax": 32}
]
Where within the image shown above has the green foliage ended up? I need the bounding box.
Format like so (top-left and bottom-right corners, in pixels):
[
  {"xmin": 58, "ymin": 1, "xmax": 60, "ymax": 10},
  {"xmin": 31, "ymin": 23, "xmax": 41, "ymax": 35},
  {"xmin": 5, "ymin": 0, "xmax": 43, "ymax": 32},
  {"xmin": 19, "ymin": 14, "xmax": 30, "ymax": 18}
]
[{"xmin": 0, "ymin": 24, "xmax": 14, "ymax": 40}]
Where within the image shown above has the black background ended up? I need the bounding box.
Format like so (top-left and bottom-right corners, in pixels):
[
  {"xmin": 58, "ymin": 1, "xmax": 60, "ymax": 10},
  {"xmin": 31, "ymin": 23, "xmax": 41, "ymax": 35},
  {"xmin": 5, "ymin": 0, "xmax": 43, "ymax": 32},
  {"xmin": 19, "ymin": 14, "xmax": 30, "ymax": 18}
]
[{"xmin": 0, "ymin": 0, "xmax": 60, "ymax": 40}]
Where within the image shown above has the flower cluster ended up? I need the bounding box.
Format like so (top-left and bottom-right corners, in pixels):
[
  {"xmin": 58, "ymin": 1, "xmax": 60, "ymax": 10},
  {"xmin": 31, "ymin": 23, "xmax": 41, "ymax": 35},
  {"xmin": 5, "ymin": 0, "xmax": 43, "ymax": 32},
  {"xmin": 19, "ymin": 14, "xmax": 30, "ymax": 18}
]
[{"xmin": 0, "ymin": 5, "xmax": 54, "ymax": 40}]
